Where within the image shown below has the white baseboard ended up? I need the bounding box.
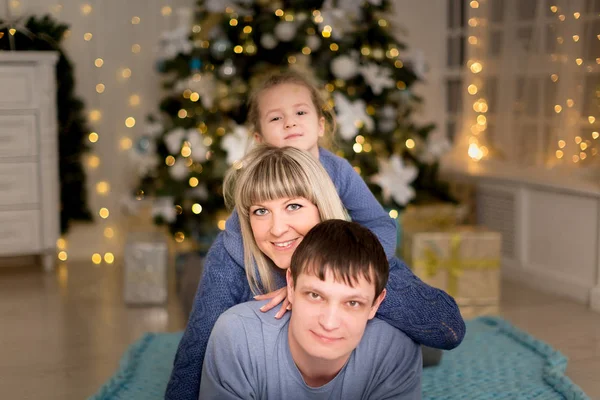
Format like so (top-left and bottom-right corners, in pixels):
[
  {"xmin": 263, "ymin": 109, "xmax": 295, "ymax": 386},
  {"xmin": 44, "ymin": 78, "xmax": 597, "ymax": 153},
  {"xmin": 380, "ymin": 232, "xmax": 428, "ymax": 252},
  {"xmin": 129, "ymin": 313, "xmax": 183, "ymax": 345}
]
[{"xmin": 501, "ymin": 260, "xmax": 591, "ymax": 305}]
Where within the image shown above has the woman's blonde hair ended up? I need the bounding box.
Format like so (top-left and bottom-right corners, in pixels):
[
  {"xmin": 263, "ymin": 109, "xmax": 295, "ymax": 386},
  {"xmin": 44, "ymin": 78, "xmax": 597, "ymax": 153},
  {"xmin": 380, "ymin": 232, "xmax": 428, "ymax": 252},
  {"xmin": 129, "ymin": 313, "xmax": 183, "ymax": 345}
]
[
  {"xmin": 246, "ymin": 69, "xmax": 337, "ymax": 150},
  {"xmin": 223, "ymin": 145, "xmax": 349, "ymax": 294}
]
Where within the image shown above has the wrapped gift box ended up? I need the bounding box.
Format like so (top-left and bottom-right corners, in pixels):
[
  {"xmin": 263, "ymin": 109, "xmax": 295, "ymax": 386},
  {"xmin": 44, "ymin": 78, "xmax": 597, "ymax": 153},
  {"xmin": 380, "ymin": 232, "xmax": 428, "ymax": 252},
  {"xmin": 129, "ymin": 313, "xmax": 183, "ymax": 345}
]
[
  {"xmin": 124, "ymin": 232, "xmax": 169, "ymax": 305},
  {"xmin": 402, "ymin": 226, "xmax": 502, "ymax": 318}
]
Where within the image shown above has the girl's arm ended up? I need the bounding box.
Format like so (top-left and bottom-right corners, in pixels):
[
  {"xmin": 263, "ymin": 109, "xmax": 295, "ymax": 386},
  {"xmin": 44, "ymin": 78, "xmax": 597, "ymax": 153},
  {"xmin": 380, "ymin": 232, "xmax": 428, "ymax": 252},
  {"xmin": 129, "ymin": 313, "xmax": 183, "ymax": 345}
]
[
  {"xmin": 165, "ymin": 234, "xmax": 252, "ymax": 400},
  {"xmin": 322, "ymin": 151, "xmax": 398, "ymax": 260},
  {"xmin": 375, "ymin": 257, "xmax": 466, "ymax": 350}
]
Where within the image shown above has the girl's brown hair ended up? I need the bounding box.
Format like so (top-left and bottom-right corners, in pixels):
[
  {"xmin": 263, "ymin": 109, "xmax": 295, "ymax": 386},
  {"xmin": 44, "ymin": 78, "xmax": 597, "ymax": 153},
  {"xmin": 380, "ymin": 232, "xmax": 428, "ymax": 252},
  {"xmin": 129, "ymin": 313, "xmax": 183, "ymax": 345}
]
[{"xmin": 246, "ymin": 69, "xmax": 337, "ymax": 150}]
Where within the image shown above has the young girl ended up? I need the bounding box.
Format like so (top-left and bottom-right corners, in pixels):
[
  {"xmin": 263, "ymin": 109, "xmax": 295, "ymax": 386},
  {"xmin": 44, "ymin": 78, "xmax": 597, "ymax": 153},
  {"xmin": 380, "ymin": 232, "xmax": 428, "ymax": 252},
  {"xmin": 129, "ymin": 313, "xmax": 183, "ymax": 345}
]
[{"xmin": 165, "ymin": 72, "xmax": 465, "ymax": 400}]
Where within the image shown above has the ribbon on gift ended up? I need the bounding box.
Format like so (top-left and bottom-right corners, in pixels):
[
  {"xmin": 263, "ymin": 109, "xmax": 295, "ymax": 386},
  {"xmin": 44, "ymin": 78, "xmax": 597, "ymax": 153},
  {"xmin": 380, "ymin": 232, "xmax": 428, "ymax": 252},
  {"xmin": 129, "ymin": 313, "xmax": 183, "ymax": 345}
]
[{"xmin": 414, "ymin": 234, "xmax": 499, "ymax": 297}]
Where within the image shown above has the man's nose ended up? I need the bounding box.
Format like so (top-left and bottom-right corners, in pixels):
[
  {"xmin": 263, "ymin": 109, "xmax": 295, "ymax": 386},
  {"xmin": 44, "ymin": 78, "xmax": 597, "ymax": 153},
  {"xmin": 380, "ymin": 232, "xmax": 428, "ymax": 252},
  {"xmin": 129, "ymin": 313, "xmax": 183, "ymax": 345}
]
[{"xmin": 318, "ymin": 304, "xmax": 341, "ymax": 331}]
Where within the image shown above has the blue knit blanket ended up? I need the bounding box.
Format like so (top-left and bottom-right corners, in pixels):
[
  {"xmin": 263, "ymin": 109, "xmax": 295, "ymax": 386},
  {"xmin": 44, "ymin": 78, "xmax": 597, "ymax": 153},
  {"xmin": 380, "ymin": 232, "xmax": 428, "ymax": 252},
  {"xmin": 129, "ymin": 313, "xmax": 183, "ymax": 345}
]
[{"xmin": 88, "ymin": 317, "xmax": 590, "ymax": 400}]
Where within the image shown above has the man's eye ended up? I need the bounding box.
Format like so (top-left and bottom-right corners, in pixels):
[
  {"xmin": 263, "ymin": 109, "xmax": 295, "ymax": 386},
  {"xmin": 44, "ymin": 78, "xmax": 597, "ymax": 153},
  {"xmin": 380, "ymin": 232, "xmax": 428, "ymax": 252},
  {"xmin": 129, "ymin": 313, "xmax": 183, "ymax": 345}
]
[
  {"xmin": 252, "ymin": 208, "xmax": 268, "ymax": 216},
  {"xmin": 348, "ymin": 301, "xmax": 360, "ymax": 308},
  {"xmin": 309, "ymin": 292, "xmax": 320, "ymax": 300},
  {"xmin": 287, "ymin": 203, "xmax": 302, "ymax": 211}
]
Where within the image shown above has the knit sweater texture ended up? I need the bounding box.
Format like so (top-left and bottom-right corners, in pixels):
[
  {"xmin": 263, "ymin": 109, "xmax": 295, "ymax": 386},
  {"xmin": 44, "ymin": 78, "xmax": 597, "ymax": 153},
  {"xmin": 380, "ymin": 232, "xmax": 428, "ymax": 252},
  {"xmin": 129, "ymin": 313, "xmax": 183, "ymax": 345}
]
[{"xmin": 165, "ymin": 148, "xmax": 466, "ymax": 400}]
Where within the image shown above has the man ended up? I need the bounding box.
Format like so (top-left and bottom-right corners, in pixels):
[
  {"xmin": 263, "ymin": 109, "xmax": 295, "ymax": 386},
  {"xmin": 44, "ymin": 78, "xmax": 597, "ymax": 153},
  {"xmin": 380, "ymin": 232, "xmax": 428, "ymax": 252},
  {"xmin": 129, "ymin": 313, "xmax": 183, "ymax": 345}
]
[{"xmin": 200, "ymin": 220, "xmax": 422, "ymax": 399}]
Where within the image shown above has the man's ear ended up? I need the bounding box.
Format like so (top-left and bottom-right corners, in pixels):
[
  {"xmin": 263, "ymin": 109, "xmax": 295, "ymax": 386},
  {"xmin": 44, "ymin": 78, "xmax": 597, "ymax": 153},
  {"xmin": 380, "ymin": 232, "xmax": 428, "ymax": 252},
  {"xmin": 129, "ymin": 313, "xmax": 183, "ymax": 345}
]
[
  {"xmin": 286, "ymin": 269, "xmax": 295, "ymax": 304},
  {"xmin": 368, "ymin": 288, "xmax": 386, "ymax": 320},
  {"xmin": 253, "ymin": 132, "xmax": 263, "ymax": 143}
]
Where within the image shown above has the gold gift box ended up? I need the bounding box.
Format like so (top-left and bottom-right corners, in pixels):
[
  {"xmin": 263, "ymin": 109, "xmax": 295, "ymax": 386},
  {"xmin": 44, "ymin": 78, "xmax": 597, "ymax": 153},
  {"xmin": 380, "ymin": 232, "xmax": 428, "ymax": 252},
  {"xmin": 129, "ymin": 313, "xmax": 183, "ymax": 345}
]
[{"xmin": 402, "ymin": 226, "xmax": 502, "ymax": 319}]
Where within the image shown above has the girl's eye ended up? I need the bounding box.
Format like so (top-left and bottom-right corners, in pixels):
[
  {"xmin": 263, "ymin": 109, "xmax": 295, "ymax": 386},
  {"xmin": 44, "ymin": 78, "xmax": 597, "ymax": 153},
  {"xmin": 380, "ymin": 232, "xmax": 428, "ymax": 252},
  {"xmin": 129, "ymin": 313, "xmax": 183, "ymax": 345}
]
[
  {"xmin": 270, "ymin": 116, "xmax": 281, "ymax": 122},
  {"xmin": 297, "ymin": 111, "xmax": 307, "ymax": 115},
  {"xmin": 286, "ymin": 203, "xmax": 302, "ymax": 211},
  {"xmin": 252, "ymin": 208, "xmax": 268, "ymax": 216}
]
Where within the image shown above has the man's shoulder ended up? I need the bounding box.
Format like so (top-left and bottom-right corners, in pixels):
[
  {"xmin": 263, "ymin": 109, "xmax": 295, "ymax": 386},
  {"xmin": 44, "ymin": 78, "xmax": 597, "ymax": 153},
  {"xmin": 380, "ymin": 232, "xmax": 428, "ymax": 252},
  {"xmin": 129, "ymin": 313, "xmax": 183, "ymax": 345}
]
[{"xmin": 360, "ymin": 318, "xmax": 419, "ymax": 353}]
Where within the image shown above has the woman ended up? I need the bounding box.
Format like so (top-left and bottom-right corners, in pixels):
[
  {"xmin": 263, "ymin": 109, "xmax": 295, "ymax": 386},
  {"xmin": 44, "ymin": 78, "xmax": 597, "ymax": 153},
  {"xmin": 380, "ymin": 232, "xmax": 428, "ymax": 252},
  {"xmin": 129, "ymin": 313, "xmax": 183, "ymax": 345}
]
[{"xmin": 166, "ymin": 146, "xmax": 465, "ymax": 400}]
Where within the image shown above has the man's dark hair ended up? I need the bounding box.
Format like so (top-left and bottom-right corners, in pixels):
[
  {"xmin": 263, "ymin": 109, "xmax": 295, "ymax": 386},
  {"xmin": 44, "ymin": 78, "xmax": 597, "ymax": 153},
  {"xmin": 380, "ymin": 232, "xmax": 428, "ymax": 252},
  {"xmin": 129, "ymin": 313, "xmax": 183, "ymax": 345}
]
[{"xmin": 290, "ymin": 220, "xmax": 389, "ymax": 302}]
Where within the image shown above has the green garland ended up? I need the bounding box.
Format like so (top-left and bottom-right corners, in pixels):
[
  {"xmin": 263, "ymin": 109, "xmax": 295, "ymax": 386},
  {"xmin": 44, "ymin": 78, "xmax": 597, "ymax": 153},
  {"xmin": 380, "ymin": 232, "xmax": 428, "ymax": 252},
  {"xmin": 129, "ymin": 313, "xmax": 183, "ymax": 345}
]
[{"xmin": 0, "ymin": 15, "xmax": 92, "ymax": 233}]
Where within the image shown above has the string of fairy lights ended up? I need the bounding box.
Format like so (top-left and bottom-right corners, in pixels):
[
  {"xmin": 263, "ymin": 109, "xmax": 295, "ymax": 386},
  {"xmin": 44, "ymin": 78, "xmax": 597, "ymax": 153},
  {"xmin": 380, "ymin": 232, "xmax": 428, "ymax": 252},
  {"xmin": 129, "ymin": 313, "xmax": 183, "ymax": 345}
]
[
  {"xmin": 465, "ymin": 1, "xmax": 599, "ymax": 165},
  {"xmin": 48, "ymin": 1, "xmax": 176, "ymax": 264}
]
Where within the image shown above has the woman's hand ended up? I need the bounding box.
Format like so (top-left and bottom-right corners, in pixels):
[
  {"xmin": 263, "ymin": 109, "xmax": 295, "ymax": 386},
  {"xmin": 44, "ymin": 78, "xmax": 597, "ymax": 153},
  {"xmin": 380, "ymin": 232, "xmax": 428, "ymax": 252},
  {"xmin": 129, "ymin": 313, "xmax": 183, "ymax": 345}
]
[{"xmin": 254, "ymin": 287, "xmax": 292, "ymax": 319}]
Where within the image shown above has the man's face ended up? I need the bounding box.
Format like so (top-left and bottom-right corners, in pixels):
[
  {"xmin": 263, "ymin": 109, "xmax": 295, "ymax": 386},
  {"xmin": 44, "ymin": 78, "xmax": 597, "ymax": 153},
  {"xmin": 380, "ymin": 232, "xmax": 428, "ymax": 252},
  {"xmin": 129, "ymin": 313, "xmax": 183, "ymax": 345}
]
[{"xmin": 286, "ymin": 267, "xmax": 386, "ymax": 366}]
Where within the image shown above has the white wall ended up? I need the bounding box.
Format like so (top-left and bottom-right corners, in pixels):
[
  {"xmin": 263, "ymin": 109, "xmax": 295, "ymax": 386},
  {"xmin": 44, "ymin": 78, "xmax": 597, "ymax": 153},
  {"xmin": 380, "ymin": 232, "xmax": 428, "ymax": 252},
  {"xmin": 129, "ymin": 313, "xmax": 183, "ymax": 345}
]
[{"xmin": 391, "ymin": 0, "xmax": 447, "ymax": 134}]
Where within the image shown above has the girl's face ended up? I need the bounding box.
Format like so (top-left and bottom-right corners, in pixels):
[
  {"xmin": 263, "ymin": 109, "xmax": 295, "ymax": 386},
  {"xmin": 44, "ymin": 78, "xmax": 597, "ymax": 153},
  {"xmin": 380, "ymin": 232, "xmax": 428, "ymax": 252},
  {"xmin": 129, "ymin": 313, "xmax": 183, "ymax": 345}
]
[
  {"xmin": 249, "ymin": 196, "xmax": 321, "ymax": 270},
  {"xmin": 255, "ymin": 83, "xmax": 325, "ymax": 159}
]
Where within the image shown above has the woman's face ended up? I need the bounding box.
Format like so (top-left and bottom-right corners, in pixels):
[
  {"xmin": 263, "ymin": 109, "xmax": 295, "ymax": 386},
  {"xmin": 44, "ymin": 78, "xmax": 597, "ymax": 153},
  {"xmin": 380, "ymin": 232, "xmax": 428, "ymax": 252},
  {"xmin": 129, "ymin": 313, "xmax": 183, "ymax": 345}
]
[{"xmin": 249, "ymin": 196, "xmax": 321, "ymax": 270}]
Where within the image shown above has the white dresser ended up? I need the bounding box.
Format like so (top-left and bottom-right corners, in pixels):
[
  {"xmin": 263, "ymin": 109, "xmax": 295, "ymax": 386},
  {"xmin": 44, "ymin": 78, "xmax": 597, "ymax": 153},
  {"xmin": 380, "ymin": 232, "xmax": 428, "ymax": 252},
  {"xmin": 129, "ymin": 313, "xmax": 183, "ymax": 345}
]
[{"xmin": 0, "ymin": 52, "xmax": 60, "ymax": 271}]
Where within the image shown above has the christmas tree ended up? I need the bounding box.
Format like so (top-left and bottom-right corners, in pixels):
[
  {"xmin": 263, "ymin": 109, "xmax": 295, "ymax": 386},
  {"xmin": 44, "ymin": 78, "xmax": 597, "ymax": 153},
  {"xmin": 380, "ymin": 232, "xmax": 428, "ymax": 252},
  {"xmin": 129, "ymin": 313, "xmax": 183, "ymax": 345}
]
[{"xmin": 132, "ymin": 0, "xmax": 455, "ymax": 244}]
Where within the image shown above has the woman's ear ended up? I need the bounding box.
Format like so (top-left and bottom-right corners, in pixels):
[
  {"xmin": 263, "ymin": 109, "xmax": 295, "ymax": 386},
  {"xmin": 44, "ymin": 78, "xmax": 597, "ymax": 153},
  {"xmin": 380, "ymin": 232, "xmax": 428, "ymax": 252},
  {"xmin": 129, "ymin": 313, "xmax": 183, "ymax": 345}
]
[
  {"xmin": 368, "ymin": 288, "xmax": 386, "ymax": 320},
  {"xmin": 286, "ymin": 269, "xmax": 295, "ymax": 304},
  {"xmin": 254, "ymin": 132, "xmax": 263, "ymax": 143}
]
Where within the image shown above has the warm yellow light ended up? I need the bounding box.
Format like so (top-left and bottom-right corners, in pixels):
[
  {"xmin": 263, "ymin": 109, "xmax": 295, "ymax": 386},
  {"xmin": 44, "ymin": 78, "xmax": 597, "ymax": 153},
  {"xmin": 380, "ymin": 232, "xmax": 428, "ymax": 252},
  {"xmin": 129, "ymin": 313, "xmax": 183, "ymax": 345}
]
[
  {"xmin": 558, "ymin": 140, "xmax": 566, "ymax": 148},
  {"xmin": 88, "ymin": 155, "xmax": 100, "ymax": 168},
  {"xmin": 95, "ymin": 83, "xmax": 105, "ymax": 93},
  {"xmin": 119, "ymin": 137, "xmax": 132, "ymax": 150},
  {"xmin": 470, "ymin": 62, "xmax": 483, "ymax": 73},
  {"xmin": 589, "ymin": 116, "xmax": 596, "ymax": 124},
  {"xmin": 329, "ymin": 43, "xmax": 339, "ymax": 51},
  {"xmin": 573, "ymin": 35, "xmax": 580, "ymax": 42},
  {"xmin": 550, "ymin": 5, "xmax": 558, "ymax": 13},
  {"xmin": 477, "ymin": 115, "xmax": 487, "ymax": 125},
  {"xmin": 132, "ymin": 44, "xmax": 141, "ymax": 53},
  {"xmin": 468, "ymin": 143, "xmax": 483, "ymax": 161},
  {"xmin": 96, "ymin": 181, "xmax": 110, "ymax": 195},
  {"xmin": 572, "ymin": 155, "xmax": 580, "ymax": 163},
  {"xmin": 129, "ymin": 94, "xmax": 140, "ymax": 106},
  {"xmin": 353, "ymin": 143, "xmax": 363, "ymax": 153},
  {"xmin": 161, "ymin": 6, "xmax": 172, "ymax": 16},
  {"xmin": 574, "ymin": 12, "xmax": 581, "ymax": 19},
  {"xmin": 575, "ymin": 136, "xmax": 583, "ymax": 144},
  {"xmin": 275, "ymin": 9, "xmax": 284, "ymax": 16},
  {"xmin": 58, "ymin": 251, "xmax": 68, "ymax": 261},
  {"xmin": 178, "ymin": 109, "xmax": 188, "ymax": 118},
  {"xmin": 95, "ymin": 58, "xmax": 104, "ymax": 67},
  {"xmin": 192, "ymin": 203, "xmax": 203, "ymax": 214},
  {"xmin": 99, "ymin": 208, "xmax": 109, "ymax": 219},
  {"xmin": 190, "ymin": 92, "xmax": 200, "ymax": 102},
  {"xmin": 84, "ymin": 32, "xmax": 93, "ymax": 41},
  {"xmin": 388, "ymin": 209, "xmax": 399, "ymax": 219},
  {"xmin": 470, "ymin": 1, "xmax": 479, "ymax": 8},
  {"xmin": 468, "ymin": 18, "xmax": 478, "ymax": 27},
  {"xmin": 8, "ymin": 28, "xmax": 15, "ymax": 35},
  {"xmin": 243, "ymin": 25, "xmax": 252, "ymax": 34},
  {"xmin": 378, "ymin": 19, "xmax": 388, "ymax": 27},
  {"xmin": 593, "ymin": 131, "xmax": 599, "ymax": 139},
  {"xmin": 81, "ymin": 3, "xmax": 92, "ymax": 15},
  {"xmin": 125, "ymin": 117, "xmax": 136, "ymax": 128},
  {"xmin": 557, "ymin": 36, "xmax": 564, "ymax": 44},
  {"xmin": 165, "ymin": 156, "xmax": 175, "ymax": 166},
  {"xmin": 89, "ymin": 132, "xmax": 99, "ymax": 143},
  {"xmin": 284, "ymin": 14, "xmax": 294, "ymax": 22},
  {"xmin": 229, "ymin": 18, "xmax": 238, "ymax": 26},
  {"xmin": 394, "ymin": 60, "xmax": 404, "ymax": 68},
  {"xmin": 104, "ymin": 227, "xmax": 114, "ymax": 238},
  {"xmin": 468, "ymin": 36, "xmax": 478, "ymax": 45},
  {"xmin": 551, "ymin": 74, "xmax": 559, "ymax": 82},
  {"xmin": 353, "ymin": 166, "xmax": 361, "ymax": 174},
  {"xmin": 396, "ymin": 81, "xmax": 407, "ymax": 90},
  {"xmin": 188, "ymin": 177, "xmax": 199, "ymax": 188},
  {"xmin": 355, "ymin": 135, "xmax": 365, "ymax": 144},
  {"xmin": 104, "ymin": 253, "xmax": 115, "ymax": 264},
  {"xmin": 122, "ymin": 68, "xmax": 132, "ymax": 78},
  {"xmin": 131, "ymin": 16, "xmax": 140, "ymax": 24},
  {"xmin": 405, "ymin": 139, "xmax": 416, "ymax": 149},
  {"xmin": 566, "ymin": 99, "xmax": 574, "ymax": 107},
  {"xmin": 89, "ymin": 110, "xmax": 102, "ymax": 121},
  {"xmin": 554, "ymin": 105, "xmax": 562, "ymax": 113},
  {"xmin": 175, "ymin": 232, "xmax": 185, "ymax": 243},
  {"xmin": 581, "ymin": 152, "xmax": 587, "ymax": 160},
  {"xmin": 556, "ymin": 150, "xmax": 564, "ymax": 159},
  {"xmin": 576, "ymin": 58, "xmax": 583, "ymax": 65},
  {"xmin": 92, "ymin": 253, "xmax": 102, "ymax": 264},
  {"xmin": 218, "ymin": 220, "xmax": 226, "ymax": 230},
  {"xmin": 581, "ymin": 142, "xmax": 588, "ymax": 150},
  {"xmin": 468, "ymin": 84, "xmax": 478, "ymax": 95}
]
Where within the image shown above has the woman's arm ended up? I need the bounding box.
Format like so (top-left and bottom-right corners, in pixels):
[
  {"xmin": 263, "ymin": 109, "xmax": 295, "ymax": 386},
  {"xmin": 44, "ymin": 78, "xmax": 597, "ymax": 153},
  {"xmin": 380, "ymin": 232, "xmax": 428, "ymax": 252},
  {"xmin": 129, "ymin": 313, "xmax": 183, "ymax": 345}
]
[
  {"xmin": 165, "ymin": 234, "xmax": 252, "ymax": 400},
  {"xmin": 375, "ymin": 257, "xmax": 466, "ymax": 350},
  {"xmin": 321, "ymin": 150, "xmax": 398, "ymax": 259}
]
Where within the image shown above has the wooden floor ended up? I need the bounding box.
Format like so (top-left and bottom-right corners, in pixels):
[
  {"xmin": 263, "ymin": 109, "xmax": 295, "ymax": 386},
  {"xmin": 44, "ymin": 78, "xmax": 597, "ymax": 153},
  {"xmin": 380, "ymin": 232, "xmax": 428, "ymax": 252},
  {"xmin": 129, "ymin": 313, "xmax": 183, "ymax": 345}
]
[{"xmin": 0, "ymin": 259, "xmax": 599, "ymax": 400}]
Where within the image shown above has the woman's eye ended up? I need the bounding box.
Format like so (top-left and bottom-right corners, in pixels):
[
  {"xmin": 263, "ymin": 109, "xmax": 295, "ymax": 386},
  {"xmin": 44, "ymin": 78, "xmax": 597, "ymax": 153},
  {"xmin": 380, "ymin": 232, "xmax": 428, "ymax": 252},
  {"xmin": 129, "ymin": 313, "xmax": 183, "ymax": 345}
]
[
  {"xmin": 252, "ymin": 208, "xmax": 268, "ymax": 216},
  {"xmin": 287, "ymin": 203, "xmax": 302, "ymax": 211}
]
